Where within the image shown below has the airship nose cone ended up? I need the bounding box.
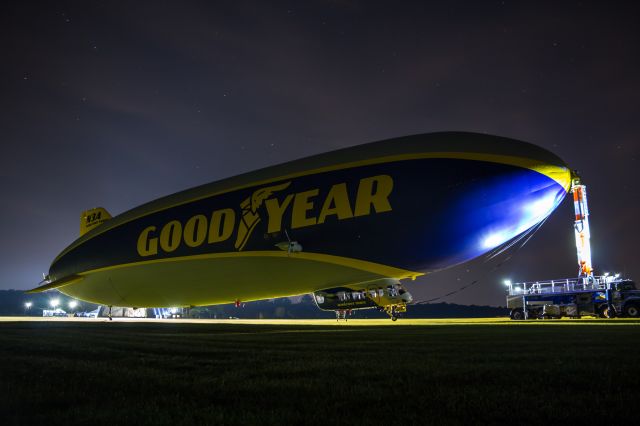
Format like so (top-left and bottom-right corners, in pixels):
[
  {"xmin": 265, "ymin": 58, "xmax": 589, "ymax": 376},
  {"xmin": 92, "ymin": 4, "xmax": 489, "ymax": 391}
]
[
  {"xmin": 478, "ymin": 170, "xmax": 570, "ymax": 250},
  {"xmin": 448, "ymin": 157, "xmax": 572, "ymax": 266}
]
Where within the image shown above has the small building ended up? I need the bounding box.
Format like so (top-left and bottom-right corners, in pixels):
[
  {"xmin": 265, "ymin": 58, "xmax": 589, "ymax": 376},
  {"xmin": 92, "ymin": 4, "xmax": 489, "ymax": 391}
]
[{"xmin": 43, "ymin": 308, "xmax": 67, "ymax": 317}]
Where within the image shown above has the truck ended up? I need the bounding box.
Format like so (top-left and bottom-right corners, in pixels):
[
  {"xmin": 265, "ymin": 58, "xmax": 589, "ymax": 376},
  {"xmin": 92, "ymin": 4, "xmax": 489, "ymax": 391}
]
[
  {"xmin": 507, "ymin": 173, "xmax": 636, "ymax": 320},
  {"xmin": 506, "ymin": 276, "xmax": 640, "ymax": 319}
]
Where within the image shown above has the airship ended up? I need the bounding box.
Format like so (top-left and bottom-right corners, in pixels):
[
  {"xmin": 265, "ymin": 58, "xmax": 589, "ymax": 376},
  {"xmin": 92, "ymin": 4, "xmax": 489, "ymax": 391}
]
[{"xmin": 29, "ymin": 132, "xmax": 571, "ymax": 320}]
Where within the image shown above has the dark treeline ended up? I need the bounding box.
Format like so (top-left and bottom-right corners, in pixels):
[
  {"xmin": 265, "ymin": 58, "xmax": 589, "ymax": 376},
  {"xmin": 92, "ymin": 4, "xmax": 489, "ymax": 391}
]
[
  {"xmin": 0, "ymin": 290, "xmax": 508, "ymax": 318},
  {"xmin": 192, "ymin": 296, "xmax": 509, "ymax": 319}
]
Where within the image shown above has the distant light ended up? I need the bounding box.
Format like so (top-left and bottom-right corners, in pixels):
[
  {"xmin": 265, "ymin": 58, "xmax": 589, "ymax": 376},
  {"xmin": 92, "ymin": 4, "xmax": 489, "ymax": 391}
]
[
  {"xmin": 614, "ymin": 273, "xmax": 620, "ymax": 279},
  {"xmin": 514, "ymin": 286, "xmax": 522, "ymax": 292},
  {"xmin": 169, "ymin": 307, "xmax": 178, "ymax": 314},
  {"xmin": 68, "ymin": 300, "xmax": 78, "ymax": 309},
  {"xmin": 504, "ymin": 280, "xmax": 512, "ymax": 286},
  {"xmin": 25, "ymin": 302, "xmax": 32, "ymax": 309},
  {"xmin": 604, "ymin": 272, "xmax": 610, "ymax": 277},
  {"xmin": 50, "ymin": 299, "xmax": 59, "ymax": 308}
]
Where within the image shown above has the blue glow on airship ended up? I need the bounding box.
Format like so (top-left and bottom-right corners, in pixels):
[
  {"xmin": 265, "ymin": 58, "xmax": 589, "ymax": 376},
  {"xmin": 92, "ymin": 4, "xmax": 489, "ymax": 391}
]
[
  {"xmin": 475, "ymin": 172, "xmax": 567, "ymax": 253},
  {"xmin": 480, "ymin": 191, "xmax": 564, "ymax": 250}
]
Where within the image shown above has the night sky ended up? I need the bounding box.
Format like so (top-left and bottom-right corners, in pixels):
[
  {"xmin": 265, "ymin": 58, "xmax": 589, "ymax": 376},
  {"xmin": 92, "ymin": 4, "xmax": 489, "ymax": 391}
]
[{"xmin": 1, "ymin": 1, "xmax": 638, "ymax": 306}]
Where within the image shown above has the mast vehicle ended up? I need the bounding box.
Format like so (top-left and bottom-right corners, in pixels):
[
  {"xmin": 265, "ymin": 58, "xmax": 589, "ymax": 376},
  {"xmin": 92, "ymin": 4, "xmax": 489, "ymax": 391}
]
[
  {"xmin": 506, "ymin": 175, "xmax": 638, "ymax": 319},
  {"xmin": 28, "ymin": 132, "xmax": 571, "ymax": 320}
]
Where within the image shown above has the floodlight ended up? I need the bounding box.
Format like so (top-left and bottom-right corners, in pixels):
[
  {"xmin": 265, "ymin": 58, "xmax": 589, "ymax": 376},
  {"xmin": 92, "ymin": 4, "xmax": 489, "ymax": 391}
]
[
  {"xmin": 614, "ymin": 273, "xmax": 620, "ymax": 279},
  {"xmin": 50, "ymin": 298, "xmax": 59, "ymax": 308},
  {"xmin": 25, "ymin": 302, "xmax": 32, "ymax": 309},
  {"xmin": 603, "ymin": 272, "xmax": 609, "ymax": 277},
  {"xmin": 504, "ymin": 280, "xmax": 512, "ymax": 286},
  {"xmin": 69, "ymin": 300, "xmax": 78, "ymax": 309}
]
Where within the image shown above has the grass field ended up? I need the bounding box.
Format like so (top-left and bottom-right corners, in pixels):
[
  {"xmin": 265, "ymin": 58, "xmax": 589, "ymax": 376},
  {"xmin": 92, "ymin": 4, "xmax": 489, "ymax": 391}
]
[{"xmin": 1, "ymin": 318, "xmax": 639, "ymax": 425}]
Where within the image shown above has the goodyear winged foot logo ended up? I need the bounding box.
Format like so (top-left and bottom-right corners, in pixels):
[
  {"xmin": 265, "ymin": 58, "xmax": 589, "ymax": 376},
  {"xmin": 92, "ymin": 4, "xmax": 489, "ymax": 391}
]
[
  {"xmin": 136, "ymin": 174, "xmax": 393, "ymax": 258},
  {"xmin": 234, "ymin": 182, "xmax": 291, "ymax": 251}
]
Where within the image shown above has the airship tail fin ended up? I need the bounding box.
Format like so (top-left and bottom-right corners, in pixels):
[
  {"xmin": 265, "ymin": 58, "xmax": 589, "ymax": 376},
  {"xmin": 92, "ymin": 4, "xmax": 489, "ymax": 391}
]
[{"xmin": 80, "ymin": 207, "xmax": 112, "ymax": 236}]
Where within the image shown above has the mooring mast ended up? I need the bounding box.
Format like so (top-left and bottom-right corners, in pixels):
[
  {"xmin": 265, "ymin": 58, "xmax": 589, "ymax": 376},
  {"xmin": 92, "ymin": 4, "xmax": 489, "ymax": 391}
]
[{"xmin": 571, "ymin": 173, "xmax": 593, "ymax": 278}]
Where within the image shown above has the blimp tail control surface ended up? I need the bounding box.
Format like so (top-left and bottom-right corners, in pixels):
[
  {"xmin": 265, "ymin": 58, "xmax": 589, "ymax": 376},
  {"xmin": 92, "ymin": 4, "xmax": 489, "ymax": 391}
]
[{"xmin": 30, "ymin": 132, "xmax": 571, "ymax": 319}]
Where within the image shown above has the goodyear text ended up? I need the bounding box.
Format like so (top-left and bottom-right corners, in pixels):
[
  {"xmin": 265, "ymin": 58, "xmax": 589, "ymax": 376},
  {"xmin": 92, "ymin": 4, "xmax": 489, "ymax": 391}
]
[{"xmin": 137, "ymin": 175, "xmax": 393, "ymax": 257}]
